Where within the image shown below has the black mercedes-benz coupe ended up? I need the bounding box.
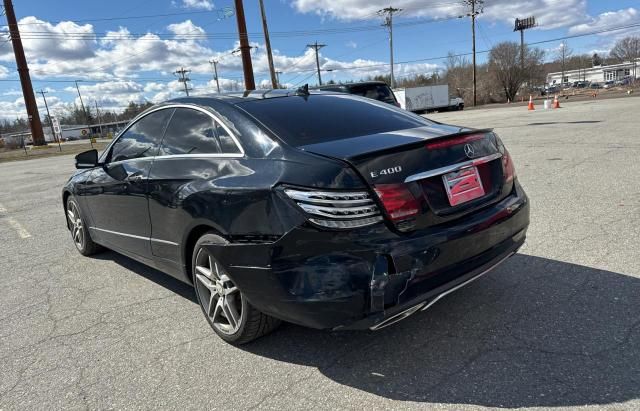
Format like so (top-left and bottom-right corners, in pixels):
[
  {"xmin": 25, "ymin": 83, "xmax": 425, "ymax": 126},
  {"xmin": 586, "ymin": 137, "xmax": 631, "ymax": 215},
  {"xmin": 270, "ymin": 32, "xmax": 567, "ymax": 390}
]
[{"xmin": 63, "ymin": 88, "xmax": 529, "ymax": 344}]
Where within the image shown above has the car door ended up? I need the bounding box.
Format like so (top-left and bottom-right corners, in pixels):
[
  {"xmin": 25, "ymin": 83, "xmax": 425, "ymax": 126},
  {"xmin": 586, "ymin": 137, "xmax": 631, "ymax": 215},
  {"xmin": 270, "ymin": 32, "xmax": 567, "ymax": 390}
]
[
  {"xmin": 84, "ymin": 108, "xmax": 174, "ymax": 258},
  {"xmin": 146, "ymin": 106, "xmax": 244, "ymax": 267}
]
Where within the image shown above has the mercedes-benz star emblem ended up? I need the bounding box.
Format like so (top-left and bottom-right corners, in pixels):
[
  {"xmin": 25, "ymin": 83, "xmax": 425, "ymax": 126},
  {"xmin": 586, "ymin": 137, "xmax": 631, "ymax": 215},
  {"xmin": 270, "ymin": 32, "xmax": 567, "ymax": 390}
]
[{"xmin": 464, "ymin": 143, "xmax": 476, "ymax": 159}]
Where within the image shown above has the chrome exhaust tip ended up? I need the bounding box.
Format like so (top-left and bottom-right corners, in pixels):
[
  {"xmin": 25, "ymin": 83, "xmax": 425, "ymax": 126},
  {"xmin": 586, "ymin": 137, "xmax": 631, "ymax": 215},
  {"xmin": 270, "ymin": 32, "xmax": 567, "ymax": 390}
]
[{"xmin": 369, "ymin": 301, "xmax": 426, "ymax": 331}]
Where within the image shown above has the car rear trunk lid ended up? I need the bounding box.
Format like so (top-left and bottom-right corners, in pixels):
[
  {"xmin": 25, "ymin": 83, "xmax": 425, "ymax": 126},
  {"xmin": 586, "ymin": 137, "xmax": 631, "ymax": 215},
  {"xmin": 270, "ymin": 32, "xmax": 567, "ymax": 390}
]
[{"xmin": 300, "ymin": 127, "xmax": 513, "ymax": 231}]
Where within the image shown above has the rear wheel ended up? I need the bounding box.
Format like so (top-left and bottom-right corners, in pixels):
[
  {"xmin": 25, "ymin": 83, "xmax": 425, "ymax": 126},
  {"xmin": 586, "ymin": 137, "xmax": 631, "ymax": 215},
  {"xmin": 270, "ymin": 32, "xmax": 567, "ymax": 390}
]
[
  {"xmin": 192, "ymin": 233, "xmax": 281, "ymax": 344},
  {"xmin": 66, "ymin": 197, "xmax": 102, "ymax": 256}
]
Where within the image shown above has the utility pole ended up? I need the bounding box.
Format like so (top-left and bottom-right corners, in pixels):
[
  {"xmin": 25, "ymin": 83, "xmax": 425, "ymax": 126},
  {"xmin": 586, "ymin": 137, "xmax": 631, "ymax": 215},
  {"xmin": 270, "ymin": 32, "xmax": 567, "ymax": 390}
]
[
  {"xmin": 463, "ymin": 0, "xmax": 483, "ymax": 107},
  {"xmin": 174, "ymin": 67, "xmax": 191, "ymax": 96},
  {"xmin": 258, "ymin": 0, "xmax": 277, "ymax": 89},
  {"xmin": 275, "ymin": 71, "xmax": 282, "ymax": 88},
  {"xmin": 209, "ymin": 60, "xmax": 221, "ymax": 93},
  {"xmin": 94, "ymin": 101, "xmax": 103, "ymax": 138},
  {"xmin": 74, "ymin": 80, "xmax": 89, "ymax": 125},
  {"xmin": 234, "ymin": 0, "xmax": 255, "ymax": 90},
  {"xmin": 379, "ymin": 6, "xmax": 401, "ymax": 89},
  {"xmin": 38, "ymin": 89, "xmax": 60, "ymax": 151},
  {"xmin": 4, "ymin": 0, "xmax": 45, "ymax": 145},
  {"xmin": 307, "ymin": 41, "xmax": 326, "ymax": 86}
]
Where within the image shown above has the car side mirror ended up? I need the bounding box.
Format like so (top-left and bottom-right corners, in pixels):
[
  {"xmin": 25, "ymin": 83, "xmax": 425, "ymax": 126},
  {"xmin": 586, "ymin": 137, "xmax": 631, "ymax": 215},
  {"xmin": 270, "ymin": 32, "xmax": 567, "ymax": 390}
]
[{"xmin": 75, "ymin": 149, "xmax": 99, "ymax": 169}]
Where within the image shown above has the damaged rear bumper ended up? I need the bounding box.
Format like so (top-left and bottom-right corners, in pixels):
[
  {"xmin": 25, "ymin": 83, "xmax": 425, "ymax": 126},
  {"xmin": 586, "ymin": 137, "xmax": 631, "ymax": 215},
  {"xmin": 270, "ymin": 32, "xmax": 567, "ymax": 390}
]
[{"xmin": 205, "ymin": 183, "xmax": 529, "ymax": 331}]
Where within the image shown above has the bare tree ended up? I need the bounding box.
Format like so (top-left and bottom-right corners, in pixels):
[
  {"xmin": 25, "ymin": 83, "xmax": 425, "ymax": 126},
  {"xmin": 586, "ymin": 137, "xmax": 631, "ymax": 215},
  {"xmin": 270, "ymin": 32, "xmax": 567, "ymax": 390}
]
[
  {"xmin": 555, "ymin": 42, "xmax": 573, "ymax": 85},
  {"xmin": 489, "ymin": 41, "xmax": 544, "ymax": 102},
  {"xmin": 444, "ymin": 52, "xmax": 471, "ymax": 99},
  {"xmin": 610, "ymin": 36, "xmax": 640, "ymax": 78}
]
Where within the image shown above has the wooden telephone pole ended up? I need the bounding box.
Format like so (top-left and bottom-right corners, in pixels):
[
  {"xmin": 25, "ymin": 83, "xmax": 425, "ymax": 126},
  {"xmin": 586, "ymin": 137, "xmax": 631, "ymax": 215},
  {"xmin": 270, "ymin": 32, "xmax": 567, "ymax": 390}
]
[
  {"xmin": 307, "ymin": 42, "xmax": 326, "ymax": 86},
  {"xmin": 3, "ymin": 0, "xmax": 45, "ymax": 145},
  {"xmin": 379, "ymin": 7, "xmax": 401, "ymax": 89},
  {"xmin": 234, "ymin": 0, "xmax": 255, "ymax": 90},
  {"xmin": 462, "ymin": 0, "xmax": 483, "ymax": 107},
  {"xmin": 258, "ymin": 0, "xmax": 277, "ymax": 89}
]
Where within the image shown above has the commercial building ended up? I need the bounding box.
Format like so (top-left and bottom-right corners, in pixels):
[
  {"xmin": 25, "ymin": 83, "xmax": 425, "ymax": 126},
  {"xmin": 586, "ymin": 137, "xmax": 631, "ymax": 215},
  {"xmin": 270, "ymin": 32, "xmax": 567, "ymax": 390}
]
[{"xmin": 546, "ymin": 59, "xmax": 639, "ymax": 85}]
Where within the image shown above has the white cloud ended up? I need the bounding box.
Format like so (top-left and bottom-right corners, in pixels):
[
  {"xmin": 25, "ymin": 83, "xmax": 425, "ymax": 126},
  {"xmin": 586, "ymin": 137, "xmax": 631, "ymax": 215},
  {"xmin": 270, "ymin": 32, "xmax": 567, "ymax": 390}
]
[
  {"xmin": 0, "ymin": 16, "xmax": 440, "ymax": 119},
  {"xmin": 181, "ymin": 0, "xmax": 214, "ymax": 11},
  {"xmin": 0, "ymin": 16, "xmax": 96, "ymax": 62},
  {"xmin": 291, "ymin": 0, "xmax": 588, "ymax": 29},
  {"xmin": 63, "ymin": 80, "xmax": 147, "ymax": 111},
  {"xmin": 0, "ymin": 65, "xmax": 9, "ymax": 78},
  {"xmin": 569, "ymin": 8, "xmax": 639, "ymax": 35},
  {"xmin": 346, "ymin": 41, "xmax": 358, "ymax": 49},
  {"xmin": 167, "ymin": 20, "xmax": 206, "ymax": 36}
]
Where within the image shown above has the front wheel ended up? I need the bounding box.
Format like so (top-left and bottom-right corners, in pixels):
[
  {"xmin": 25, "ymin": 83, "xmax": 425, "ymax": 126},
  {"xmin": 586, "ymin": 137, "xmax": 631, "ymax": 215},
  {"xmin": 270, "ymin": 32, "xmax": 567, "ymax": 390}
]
[{"xmin": 192, "ymin": 233, "xmax": 281, "ymax": 344}]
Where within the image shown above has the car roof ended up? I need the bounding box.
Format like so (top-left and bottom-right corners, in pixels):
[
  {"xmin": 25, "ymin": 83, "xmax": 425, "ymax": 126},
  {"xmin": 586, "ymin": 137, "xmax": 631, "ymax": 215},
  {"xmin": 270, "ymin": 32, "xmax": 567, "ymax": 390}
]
[
  {"xmin": 314, "ymin": 81, "xmax": 390, "ymax": 89},
  {"xmin": 163, "ymin": 89, "xmax": 343, "ymax": 107}
]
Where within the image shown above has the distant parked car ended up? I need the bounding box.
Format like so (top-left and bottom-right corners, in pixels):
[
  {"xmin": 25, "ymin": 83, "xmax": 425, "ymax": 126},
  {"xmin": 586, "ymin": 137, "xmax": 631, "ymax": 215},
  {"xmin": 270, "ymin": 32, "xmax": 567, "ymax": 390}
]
[
  {"xmin": 590, "ymin": 83, "xmax": 602, "ymax": 89},
  {"xmin": 576, "ymin": 81, "xmax": 589, "ymax": 88},
  {"xmin": 603, "ymin": 80, "xmax": 615, "ymax": 89},
  {"xmin": 616, "ymin": 77, "xmax": 632, "ymax": 86},
  {"xmin": 313, "ymin": 81, "xmax": 400, "ymax": 107}
]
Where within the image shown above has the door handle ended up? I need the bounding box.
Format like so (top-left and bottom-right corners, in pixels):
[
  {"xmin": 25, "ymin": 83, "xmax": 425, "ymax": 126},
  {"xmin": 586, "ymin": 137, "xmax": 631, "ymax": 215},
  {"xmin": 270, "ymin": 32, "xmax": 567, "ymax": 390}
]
[{"xmin": 127, "ymin": 174, "xmax": 146, "ymax": 182}]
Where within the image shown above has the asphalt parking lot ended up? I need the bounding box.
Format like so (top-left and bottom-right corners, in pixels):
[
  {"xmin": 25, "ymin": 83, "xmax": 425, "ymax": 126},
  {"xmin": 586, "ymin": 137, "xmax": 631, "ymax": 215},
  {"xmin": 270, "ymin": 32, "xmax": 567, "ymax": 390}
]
[{"xmin": 1, "ymin": 97, "xmax": 639, "ymax": 410}]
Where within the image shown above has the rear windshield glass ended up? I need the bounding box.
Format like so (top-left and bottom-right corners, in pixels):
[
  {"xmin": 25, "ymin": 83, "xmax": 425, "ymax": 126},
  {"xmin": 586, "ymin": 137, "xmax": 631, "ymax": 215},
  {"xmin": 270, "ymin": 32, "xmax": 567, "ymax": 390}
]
[
  {"xmin": 348, "ymin": 84, "xmax": 396, "ymax": 103},
  {"xmin": 238, "ymin": 94, "xmax": 429, "ymax": 146}
]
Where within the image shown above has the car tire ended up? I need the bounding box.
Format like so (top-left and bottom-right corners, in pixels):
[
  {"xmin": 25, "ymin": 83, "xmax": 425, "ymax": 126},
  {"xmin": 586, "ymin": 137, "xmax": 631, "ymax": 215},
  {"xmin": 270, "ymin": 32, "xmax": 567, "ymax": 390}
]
[
  {"xmin": 192, "ymin": 233, "xmax": 281, "ymax": 344},
  {"xmin": 66, "ymin": 196, "xmax": 102, "ymax": 256}
]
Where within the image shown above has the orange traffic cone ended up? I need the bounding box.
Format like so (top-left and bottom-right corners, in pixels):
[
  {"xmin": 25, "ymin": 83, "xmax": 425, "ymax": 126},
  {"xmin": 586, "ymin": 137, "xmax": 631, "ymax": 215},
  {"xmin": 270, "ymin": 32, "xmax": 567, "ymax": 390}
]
[
  {"xmin": 553, "ymin": 94, "xmax": 561, "ymax": 109},
  {"xmin": 527, "ymin": 95, "xmax": 535, "ymax": 110}
]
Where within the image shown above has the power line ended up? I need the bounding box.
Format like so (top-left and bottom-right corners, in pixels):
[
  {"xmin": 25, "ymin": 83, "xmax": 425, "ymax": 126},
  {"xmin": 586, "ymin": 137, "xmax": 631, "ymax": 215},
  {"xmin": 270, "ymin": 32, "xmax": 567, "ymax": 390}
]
[
  {"xmin": 2, "ymin": 19, "xmax": 639, "ymax": 93},
  {"xmin": 12, "ymin": 7, "xmax": 234, "ymax": 26},
  {"xmin": 12, "ymin": 15, "xmax": 461, "ymax": 41}
]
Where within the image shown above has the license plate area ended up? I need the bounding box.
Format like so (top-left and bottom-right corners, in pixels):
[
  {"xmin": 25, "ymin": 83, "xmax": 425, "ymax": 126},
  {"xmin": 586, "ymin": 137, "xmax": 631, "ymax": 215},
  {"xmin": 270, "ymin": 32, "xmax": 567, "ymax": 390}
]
[{"xmin": 442, "ymin": 166, "xmax": 485, "ymax": 206}]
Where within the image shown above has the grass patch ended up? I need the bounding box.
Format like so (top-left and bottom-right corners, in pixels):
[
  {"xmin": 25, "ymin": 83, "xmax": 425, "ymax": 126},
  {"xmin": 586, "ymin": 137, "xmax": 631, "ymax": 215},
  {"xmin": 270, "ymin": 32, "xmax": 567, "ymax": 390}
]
[{"xmin": 0, "ymin": 142, "xmax": 109, "ymax": 163}]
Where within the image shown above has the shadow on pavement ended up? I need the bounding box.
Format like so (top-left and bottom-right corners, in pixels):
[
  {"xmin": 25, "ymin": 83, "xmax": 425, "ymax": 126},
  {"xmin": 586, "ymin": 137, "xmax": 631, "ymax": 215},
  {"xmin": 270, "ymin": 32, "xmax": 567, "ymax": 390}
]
[
  {"xmin": 92, "ymin": 250, "xmax": 197, "ymax": 303},
  {"xmin": 240, "ymin": 254, "xmax": 640, "ymax": 408}
]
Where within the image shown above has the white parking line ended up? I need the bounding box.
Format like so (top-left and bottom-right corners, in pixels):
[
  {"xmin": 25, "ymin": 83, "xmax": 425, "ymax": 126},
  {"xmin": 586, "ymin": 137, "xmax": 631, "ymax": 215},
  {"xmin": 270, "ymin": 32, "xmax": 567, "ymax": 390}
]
[{"xmin": 0, "ymin": 203, "xmax": 32, "ymax": 239}]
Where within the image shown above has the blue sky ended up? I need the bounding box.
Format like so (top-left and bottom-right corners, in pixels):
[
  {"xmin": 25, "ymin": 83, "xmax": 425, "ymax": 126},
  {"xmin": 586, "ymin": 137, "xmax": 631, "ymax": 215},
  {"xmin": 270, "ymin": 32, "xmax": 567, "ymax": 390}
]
[{"xmin": 0, "ymin": 0, "xmax": 639, "ymax": 119}]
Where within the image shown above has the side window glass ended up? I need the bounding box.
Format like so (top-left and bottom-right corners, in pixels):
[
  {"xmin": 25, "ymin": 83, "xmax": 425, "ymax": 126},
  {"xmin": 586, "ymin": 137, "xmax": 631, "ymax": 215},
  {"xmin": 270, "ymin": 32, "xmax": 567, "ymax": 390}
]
[
  {"xmin": 109, "ymin": 109, "xmax": 172, "ymax": 163},
  {"xmin": 215, "ymin": 122, "xmax": 241, "ymax": 154},
  {"xmin": 160, "ymin": 108, "xmax": 221, "ymax": 155}
]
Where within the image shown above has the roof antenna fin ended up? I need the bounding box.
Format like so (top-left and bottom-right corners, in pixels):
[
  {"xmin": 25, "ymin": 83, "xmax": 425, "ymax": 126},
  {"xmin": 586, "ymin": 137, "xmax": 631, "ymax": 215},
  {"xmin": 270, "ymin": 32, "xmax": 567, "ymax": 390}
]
[{"xmin": 295, "ymin": 84, "xmax": 310, "ymax": 96}]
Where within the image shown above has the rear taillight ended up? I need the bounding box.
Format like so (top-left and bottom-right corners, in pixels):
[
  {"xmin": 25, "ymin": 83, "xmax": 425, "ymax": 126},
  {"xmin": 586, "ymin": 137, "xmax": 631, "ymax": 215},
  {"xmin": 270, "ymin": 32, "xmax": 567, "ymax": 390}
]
[
  {"xmin": 502, "ymin": 149, "xmax": 516, "ymax": 183},
  {"xmin": 373, "ymin": 184, "xmax": 420, "ymax": 231},
  {"xmin": 494, "ymin": 135, "xmax": 516, "ymax": 183},
  {"xmin": 284, "ymin": 188, "xmax": 383, "ymax": 229}
]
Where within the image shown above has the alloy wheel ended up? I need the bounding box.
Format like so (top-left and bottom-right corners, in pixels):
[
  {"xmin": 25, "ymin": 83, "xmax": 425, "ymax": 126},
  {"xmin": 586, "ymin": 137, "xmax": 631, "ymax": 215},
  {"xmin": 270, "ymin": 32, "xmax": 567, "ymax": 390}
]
[
  {"xmin": 67, "ymin": 201, "xmax": 85, "ymax": 250},
  {"xmin": 194, "ymin": 248, "xmax": 243, "ymax": 335}
]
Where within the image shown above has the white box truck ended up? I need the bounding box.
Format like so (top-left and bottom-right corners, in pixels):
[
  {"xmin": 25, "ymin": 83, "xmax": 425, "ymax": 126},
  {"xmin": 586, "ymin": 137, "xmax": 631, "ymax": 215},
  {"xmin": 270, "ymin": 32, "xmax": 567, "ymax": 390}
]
[{"xmin": 393, "ymin": 85, "xmax": 464, "ymax": 113}]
